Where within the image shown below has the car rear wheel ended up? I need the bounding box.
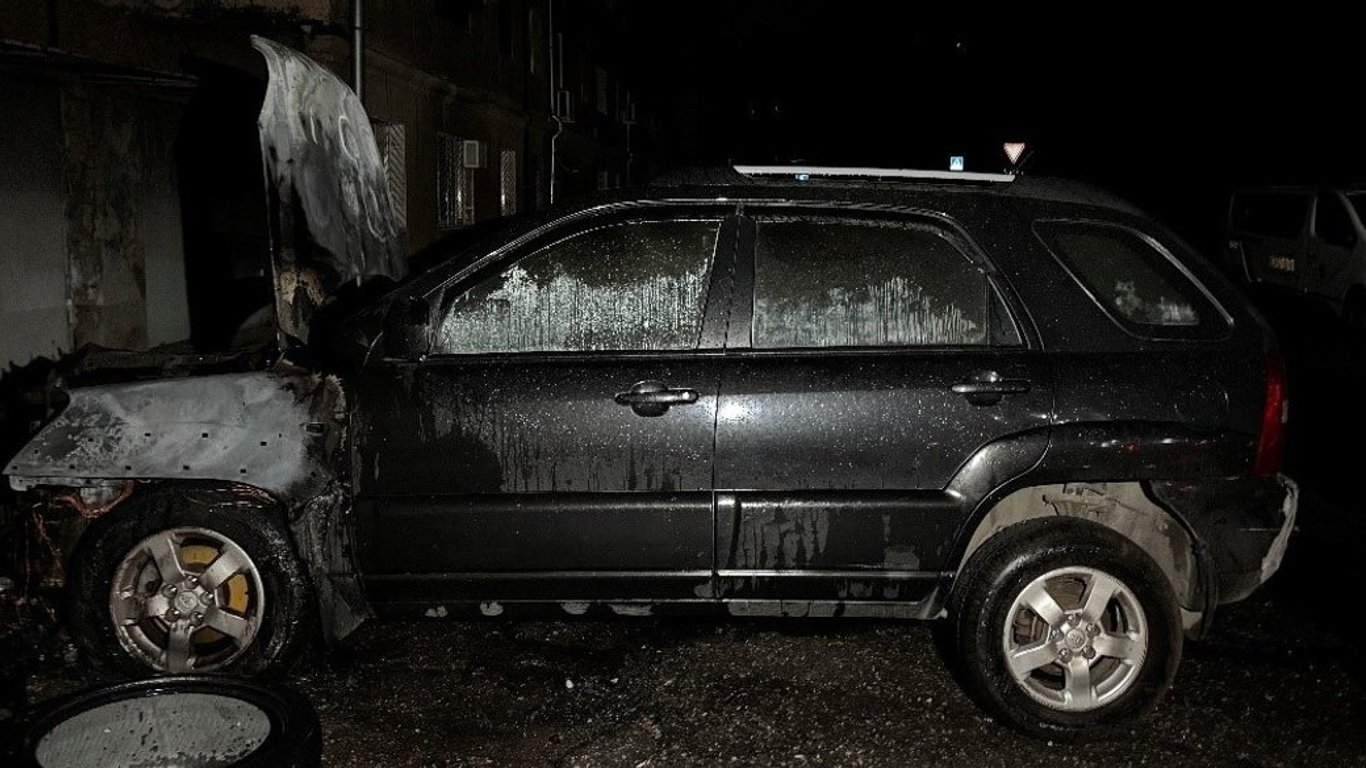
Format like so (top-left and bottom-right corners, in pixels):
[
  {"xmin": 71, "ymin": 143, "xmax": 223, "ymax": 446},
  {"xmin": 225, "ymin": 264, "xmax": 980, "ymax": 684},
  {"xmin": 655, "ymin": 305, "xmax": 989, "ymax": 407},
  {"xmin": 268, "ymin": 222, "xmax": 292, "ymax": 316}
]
[
  {"xmin": 67, "ymin": 485, "xmax": 311, "ymax": 677},
  {"xmin": 946, "ymin": 517, "xmax": 1182, "ymax": 738}
]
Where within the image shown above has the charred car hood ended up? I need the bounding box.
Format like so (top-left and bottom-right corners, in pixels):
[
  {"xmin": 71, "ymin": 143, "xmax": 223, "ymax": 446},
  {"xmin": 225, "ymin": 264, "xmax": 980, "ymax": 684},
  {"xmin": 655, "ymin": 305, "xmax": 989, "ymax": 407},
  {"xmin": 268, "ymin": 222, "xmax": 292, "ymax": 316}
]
[{"xmin": 252, "ymin": 35, "xmax": 406, "ymax": 345}]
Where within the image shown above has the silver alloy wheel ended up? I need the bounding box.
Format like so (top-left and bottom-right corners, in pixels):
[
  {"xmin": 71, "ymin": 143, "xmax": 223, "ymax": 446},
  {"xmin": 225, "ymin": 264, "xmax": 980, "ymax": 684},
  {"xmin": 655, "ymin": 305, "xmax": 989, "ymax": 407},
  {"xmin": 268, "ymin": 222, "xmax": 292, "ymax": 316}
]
[
  {"xmin": 1001, "ymin": 565, "xmax": 1148, "ymax": 712},
  {"xmin": 108, "ymin": 527, "xmax": 265, "ymax": 673}
]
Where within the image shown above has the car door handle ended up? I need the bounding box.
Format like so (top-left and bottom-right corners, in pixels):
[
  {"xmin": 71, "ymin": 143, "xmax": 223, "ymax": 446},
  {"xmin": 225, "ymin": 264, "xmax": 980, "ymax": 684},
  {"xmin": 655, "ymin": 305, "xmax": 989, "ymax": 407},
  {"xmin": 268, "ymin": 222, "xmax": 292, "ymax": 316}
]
[
  {"xmin": 952, "ymin": 372, "xmax": 1031, "ymax": 405},
  {"xmin": 615, "ymin": 381, "xmax": 699, "ymax": 416}
]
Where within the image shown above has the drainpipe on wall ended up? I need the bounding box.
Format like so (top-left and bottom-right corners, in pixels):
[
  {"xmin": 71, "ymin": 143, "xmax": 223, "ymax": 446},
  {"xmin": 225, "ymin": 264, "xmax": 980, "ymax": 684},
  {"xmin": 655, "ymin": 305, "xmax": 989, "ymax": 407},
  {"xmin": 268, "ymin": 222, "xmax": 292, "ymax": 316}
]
[
  {"xmin": 351, "ymin": 0, "xmax": 364, "ymax": 106},
  {"xmin": 548, "ymin": 0, "xmax": 561, "ymax": 206}
]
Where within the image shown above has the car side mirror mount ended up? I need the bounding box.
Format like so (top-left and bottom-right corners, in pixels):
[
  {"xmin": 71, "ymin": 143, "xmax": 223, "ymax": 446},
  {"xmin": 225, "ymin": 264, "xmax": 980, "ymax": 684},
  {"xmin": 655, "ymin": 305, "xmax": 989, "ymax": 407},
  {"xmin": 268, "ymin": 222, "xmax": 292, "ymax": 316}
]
[{"xmin": 382, "ymin": 294, "xmax": 433, "ymax": 359}]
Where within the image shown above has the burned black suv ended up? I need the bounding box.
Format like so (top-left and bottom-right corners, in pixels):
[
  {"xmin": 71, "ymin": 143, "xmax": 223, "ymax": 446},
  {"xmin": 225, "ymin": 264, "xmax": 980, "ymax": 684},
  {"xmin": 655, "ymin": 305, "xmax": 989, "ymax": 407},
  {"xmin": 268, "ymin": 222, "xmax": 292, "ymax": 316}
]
[{"xmin": 4, "ymin": 41, "xmax": 1295, "ymax": 739}]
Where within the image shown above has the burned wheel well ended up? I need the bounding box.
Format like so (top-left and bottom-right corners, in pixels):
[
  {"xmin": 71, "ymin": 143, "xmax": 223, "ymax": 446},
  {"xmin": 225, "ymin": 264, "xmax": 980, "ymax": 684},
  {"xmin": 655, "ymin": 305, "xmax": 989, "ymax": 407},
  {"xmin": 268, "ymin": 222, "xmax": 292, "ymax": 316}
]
[
  {"xmin": 63, "ymin": 480, "xmax": 315, "ymax": 675},
  {"xmin": 28, "ymin": 480, "xmax": 290, "ymax": 584},
  {"xmin": 35, "ymin": 477, "xmax": 369, "ymax": 644},
  {"xmin": 51, "ymin": 480, "xmax": 286, "ymax": 526},
  {"xmin": 955, "ymin": 483, "xmax": 1203, "ymax": 618}
]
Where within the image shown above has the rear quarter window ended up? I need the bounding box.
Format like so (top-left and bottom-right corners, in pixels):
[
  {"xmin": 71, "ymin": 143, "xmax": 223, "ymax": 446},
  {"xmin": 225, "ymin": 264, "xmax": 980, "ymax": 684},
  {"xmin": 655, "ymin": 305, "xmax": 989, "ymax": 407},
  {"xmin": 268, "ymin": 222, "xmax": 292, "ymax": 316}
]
[{"xmin": 1035, "ymin": 221, "xmax": 1228, "ymax": 340}]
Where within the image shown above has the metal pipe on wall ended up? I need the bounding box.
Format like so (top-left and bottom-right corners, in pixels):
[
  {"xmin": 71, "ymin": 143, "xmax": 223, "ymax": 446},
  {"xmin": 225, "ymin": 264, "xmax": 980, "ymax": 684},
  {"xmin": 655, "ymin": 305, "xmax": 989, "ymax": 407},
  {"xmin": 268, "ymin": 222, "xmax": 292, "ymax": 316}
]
[
  {"xmin": 548, "ymin": 0, "xmax": 560, "ymax": 205},
  {"xmin": 352, "ymin": 0, "xmax": 364, "ymax": 105}
]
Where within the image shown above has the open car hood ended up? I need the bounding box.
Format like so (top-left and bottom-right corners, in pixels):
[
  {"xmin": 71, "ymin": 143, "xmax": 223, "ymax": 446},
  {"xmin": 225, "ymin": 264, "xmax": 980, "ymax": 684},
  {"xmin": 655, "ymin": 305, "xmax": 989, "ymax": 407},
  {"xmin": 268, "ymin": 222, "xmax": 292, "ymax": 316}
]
[{"xmin": 251, "ymin": 35, "xmax": 406, "ymax": 345}]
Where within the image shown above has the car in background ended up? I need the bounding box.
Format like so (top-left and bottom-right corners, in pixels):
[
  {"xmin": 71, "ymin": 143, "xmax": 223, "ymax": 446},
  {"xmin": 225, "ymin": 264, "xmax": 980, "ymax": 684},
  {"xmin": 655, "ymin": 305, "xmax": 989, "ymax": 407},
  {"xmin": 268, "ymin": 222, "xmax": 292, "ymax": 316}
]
[
  {"xmin": 2, "ymin": 40, "xmax": 1298, "ymax": 740},
  {"xmin": 1226, "ymin": 185, "xmax": 1366, "ymax": 334}
]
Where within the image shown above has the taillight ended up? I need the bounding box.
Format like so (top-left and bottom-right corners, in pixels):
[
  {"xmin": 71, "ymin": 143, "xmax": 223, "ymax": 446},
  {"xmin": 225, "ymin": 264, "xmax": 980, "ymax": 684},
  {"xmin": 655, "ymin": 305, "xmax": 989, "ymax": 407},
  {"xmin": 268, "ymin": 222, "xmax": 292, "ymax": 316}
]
[{"xmin": 1253, "ymin": 350, "xmax": 1288, "ymax": 475}]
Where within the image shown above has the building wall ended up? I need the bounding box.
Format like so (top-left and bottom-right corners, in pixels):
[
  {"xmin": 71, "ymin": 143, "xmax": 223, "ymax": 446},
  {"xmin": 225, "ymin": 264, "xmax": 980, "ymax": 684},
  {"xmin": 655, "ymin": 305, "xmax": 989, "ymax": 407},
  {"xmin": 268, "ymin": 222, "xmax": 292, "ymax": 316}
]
[
  {"xmin": 0, "ymin": 80, "xmax": 71, "ymax": 370},
  {"xmin": 0, "ymin": 0, "xmax": 645, "ymax": 364},
  {"xmin": 60, "ymin": 83, "xmax": 190, "ymax": 351},
  {"xmin": 0, "ymin": 71, "xmax": 190, "ymax": 368},
  {"xmin": 360, "ymin": 0, "xmax": 552, "ymax": 252}
]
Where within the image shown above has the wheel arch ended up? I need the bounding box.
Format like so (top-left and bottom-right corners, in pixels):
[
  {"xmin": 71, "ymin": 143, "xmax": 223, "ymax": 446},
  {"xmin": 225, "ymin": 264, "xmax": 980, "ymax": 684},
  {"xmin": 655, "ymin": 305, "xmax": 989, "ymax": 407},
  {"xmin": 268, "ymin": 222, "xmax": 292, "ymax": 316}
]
[
  {"xmin": 42, "ymin": 477, "xmax": 368, "ymax": 644},
  {"xmin": 952, "ymin": 482, "xmax": 1207, "ymax": 632}
]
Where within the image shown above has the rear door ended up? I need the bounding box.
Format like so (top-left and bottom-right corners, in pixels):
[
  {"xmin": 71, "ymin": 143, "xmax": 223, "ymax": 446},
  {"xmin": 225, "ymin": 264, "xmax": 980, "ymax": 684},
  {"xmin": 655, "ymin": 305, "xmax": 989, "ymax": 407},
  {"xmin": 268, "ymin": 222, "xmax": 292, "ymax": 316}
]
[
  {"xmin": 1229, "ymin": 190, "xmax": 1310, "ymax": 289},
  {"xmin": 1305, "ymin": 191, "xmax": 1359, "ymax": 303},
  {"xmin": 712, "ymin": 210, "xmax": 1052, "ymax": 605},
  {"xmin": 355, "ymin": 207, "xmax": 737, "ymax": 604}
]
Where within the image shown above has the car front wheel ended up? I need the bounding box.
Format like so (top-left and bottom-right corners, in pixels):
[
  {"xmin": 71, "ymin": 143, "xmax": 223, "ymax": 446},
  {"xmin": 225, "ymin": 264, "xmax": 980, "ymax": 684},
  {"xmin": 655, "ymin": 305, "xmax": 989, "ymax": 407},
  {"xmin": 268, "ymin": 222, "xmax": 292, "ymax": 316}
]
[
  {"xmin": 946, "ymin": 517, "xmax": 1182, "ymax": 738},
  {"xmin": 67, "ymin": 485, "xmax": 311, "ymax": 677}
]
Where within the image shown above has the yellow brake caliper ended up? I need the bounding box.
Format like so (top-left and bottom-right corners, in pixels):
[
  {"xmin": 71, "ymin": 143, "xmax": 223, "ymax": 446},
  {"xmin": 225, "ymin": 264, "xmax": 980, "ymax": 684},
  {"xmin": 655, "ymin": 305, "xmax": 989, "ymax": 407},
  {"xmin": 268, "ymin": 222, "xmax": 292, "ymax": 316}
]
[{"xmin": 178, "ymin": 544, "xmax": 250, "ymax": 643}]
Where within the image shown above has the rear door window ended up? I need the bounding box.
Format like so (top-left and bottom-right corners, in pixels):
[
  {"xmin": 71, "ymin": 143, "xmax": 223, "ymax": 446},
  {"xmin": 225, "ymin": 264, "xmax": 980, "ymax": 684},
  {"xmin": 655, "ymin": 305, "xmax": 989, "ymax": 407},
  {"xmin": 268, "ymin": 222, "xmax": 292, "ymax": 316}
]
[
  {"xmin": 1035, "ymin": 221, "xmax": 1227, "ymax": 339},
  {"xmin": 750, "ymin": 219, "xmax": 1019, "ymax": 349}
]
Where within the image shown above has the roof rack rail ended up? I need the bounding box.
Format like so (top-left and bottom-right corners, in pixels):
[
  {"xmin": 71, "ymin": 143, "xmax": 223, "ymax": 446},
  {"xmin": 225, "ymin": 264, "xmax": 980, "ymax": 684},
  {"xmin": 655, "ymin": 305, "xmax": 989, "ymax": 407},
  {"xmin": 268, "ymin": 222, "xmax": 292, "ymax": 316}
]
[{"xmin": 733, "ymin": 164, "xmax": 1015, "ymax": 183}]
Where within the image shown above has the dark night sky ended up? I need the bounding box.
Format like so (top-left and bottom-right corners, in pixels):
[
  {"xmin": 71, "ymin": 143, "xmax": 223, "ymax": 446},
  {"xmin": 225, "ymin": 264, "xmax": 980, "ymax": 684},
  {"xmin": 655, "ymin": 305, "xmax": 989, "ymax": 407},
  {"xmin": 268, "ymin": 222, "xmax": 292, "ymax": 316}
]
[{"xmin": 628, "ymin": 6, "xmax": 1364, "ymax": 249}]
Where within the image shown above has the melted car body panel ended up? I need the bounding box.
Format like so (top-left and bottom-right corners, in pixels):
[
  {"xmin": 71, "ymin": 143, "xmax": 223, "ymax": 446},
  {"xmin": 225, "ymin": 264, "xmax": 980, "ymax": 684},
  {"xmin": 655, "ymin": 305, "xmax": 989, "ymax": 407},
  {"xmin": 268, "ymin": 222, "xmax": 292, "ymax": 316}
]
[
  {"xmin": 251, "ymin": 36, "xmax": 406, "ymax": 344},
  {"xmin": 5, "ymin": 371, "xmax": 345, "ymax": 504}
]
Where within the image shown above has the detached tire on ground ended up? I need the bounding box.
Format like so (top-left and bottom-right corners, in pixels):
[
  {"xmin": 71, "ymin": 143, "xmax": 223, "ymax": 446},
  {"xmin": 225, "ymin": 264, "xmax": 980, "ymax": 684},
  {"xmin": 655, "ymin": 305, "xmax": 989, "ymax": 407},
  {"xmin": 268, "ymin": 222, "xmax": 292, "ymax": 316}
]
[
  {"xmin": 945, "ymin": 517, "xmax": 1182, "ymax": 739},
  {"xmin": 0, "ymin": 675, "xmax": 320, "ymax": 768},
  {"xmin": 67, "ymin": 485, "xmax": 312, "ymax": 677}
]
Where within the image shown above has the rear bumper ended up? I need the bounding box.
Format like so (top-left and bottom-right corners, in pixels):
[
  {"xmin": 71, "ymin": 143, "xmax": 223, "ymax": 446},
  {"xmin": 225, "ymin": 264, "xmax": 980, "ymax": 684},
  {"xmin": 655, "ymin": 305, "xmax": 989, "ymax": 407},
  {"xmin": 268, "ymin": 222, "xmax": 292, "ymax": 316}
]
[{"xmin": 1149, "ymin": 474, "xmax": 1298, "ymax": 605}]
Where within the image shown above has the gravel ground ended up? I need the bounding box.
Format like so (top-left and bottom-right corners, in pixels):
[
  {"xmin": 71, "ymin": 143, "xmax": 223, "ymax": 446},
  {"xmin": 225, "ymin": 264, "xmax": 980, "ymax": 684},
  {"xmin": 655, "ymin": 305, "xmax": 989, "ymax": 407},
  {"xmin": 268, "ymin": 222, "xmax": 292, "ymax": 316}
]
[
  {"xmin": 23, "ymin": 519, "xmax": 1366, "ymax": 767},
  {"xmin": 275, "ymin": 536, "xmax": 1364, "ymax": 767}
]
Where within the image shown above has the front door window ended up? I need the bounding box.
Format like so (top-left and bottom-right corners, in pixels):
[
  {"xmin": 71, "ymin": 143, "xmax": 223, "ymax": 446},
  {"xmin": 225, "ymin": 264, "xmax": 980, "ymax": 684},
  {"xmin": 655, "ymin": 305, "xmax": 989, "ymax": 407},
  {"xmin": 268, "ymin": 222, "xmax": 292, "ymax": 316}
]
[{"xmin": 435, "ymin": 220, "xmax": 720, "ymax": 354}]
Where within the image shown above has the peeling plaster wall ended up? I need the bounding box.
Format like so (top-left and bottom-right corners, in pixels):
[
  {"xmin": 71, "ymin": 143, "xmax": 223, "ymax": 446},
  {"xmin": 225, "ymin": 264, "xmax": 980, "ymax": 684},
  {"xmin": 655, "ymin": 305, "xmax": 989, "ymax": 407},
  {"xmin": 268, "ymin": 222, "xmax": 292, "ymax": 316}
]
[
  {"xmin": 1, "ymin": 76, "xmax": 190, "ymax": 365},
  {"xmin": 138, "ymin": 104, "xmax": 192, "ymax": 347},
  {"xmin": 0, "ymin": 80, "xmax": 71, "ymax": 369},
  {"xmin": 62, "ymin": 84, "xmax": 147, "ymax": 350}
]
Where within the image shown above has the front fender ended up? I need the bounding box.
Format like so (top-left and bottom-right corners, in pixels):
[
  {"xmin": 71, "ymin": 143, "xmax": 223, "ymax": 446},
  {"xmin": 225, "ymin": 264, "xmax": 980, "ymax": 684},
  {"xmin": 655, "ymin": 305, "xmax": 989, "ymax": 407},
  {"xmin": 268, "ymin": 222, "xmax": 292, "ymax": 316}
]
[{"xmin": 4, "ymin": 371, "xmax": 346, "ymax": 506}]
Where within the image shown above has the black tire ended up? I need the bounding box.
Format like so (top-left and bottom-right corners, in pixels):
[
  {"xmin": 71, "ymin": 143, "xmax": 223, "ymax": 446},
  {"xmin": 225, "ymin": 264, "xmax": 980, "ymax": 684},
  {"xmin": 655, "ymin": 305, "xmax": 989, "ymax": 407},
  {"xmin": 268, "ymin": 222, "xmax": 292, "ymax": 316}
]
[
  {"xmin": 67, "ymin": 484, "xmax": 312, "ymax": 678},
  {"xmin": 945, "ymin": 517, "xmax": 1182, "ymax": 739},
  {"xmin": 0, "ymin": 675, "xmax": 320, "ymax": 767}
]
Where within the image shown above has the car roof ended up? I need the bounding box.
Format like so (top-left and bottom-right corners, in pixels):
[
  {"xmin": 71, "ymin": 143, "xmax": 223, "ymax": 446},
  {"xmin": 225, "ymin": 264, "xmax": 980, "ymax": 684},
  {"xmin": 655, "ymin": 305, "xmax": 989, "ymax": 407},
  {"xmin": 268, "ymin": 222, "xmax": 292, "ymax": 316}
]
[
  {"xmin": 642, "ymin": 166, "xmax": 1146, "ymax": 217},
  {"xmin": 401, "ymin": 166, "xmax": 1153, "ymax": 298}
]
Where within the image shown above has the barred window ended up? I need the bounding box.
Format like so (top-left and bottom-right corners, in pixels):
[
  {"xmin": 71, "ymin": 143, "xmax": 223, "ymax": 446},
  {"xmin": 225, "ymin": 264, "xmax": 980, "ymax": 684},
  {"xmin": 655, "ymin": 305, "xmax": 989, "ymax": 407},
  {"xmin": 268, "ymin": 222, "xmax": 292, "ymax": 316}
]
[
  {"xmin": 372, "ymin": 121, "xmax": 407, "ymax": 231},
  {"xmin": 596, "ymin": 67, "xmax": 609, "ymax": 115},
  {"xmin": 499, "ymin": 149, "xmax": 518, "ymax": 217},
  {"xmin": 437, "ymin": 133, "xmax": 472, "ymax": 229}
]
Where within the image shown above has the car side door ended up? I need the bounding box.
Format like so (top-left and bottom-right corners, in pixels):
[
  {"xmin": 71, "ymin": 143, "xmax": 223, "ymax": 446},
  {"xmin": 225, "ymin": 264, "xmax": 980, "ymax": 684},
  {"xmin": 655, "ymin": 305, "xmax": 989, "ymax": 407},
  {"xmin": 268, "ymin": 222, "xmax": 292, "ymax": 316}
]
[
  {"xmin": 712, "ymin": 209, "xmax": 1052, "ymax": 608},
  {"xmin": 1231, "ymin": 191, "xmax": 1309, "ymax": 290},
  {"xmin": 1306, "ymin": 191, "xmax": 1359, "ymax": 303},
  {"xmin": 353, "ymin": 206, "xmax": 737, "ymax": 606}
]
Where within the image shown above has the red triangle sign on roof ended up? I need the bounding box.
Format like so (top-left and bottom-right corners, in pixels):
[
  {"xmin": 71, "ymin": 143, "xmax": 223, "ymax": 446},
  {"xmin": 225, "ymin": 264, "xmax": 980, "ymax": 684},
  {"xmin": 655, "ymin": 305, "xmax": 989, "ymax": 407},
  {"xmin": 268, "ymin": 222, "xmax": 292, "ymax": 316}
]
[{"xmin": 1003, "ymin": 142, "xmax": 1027, "ymax": 165}]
